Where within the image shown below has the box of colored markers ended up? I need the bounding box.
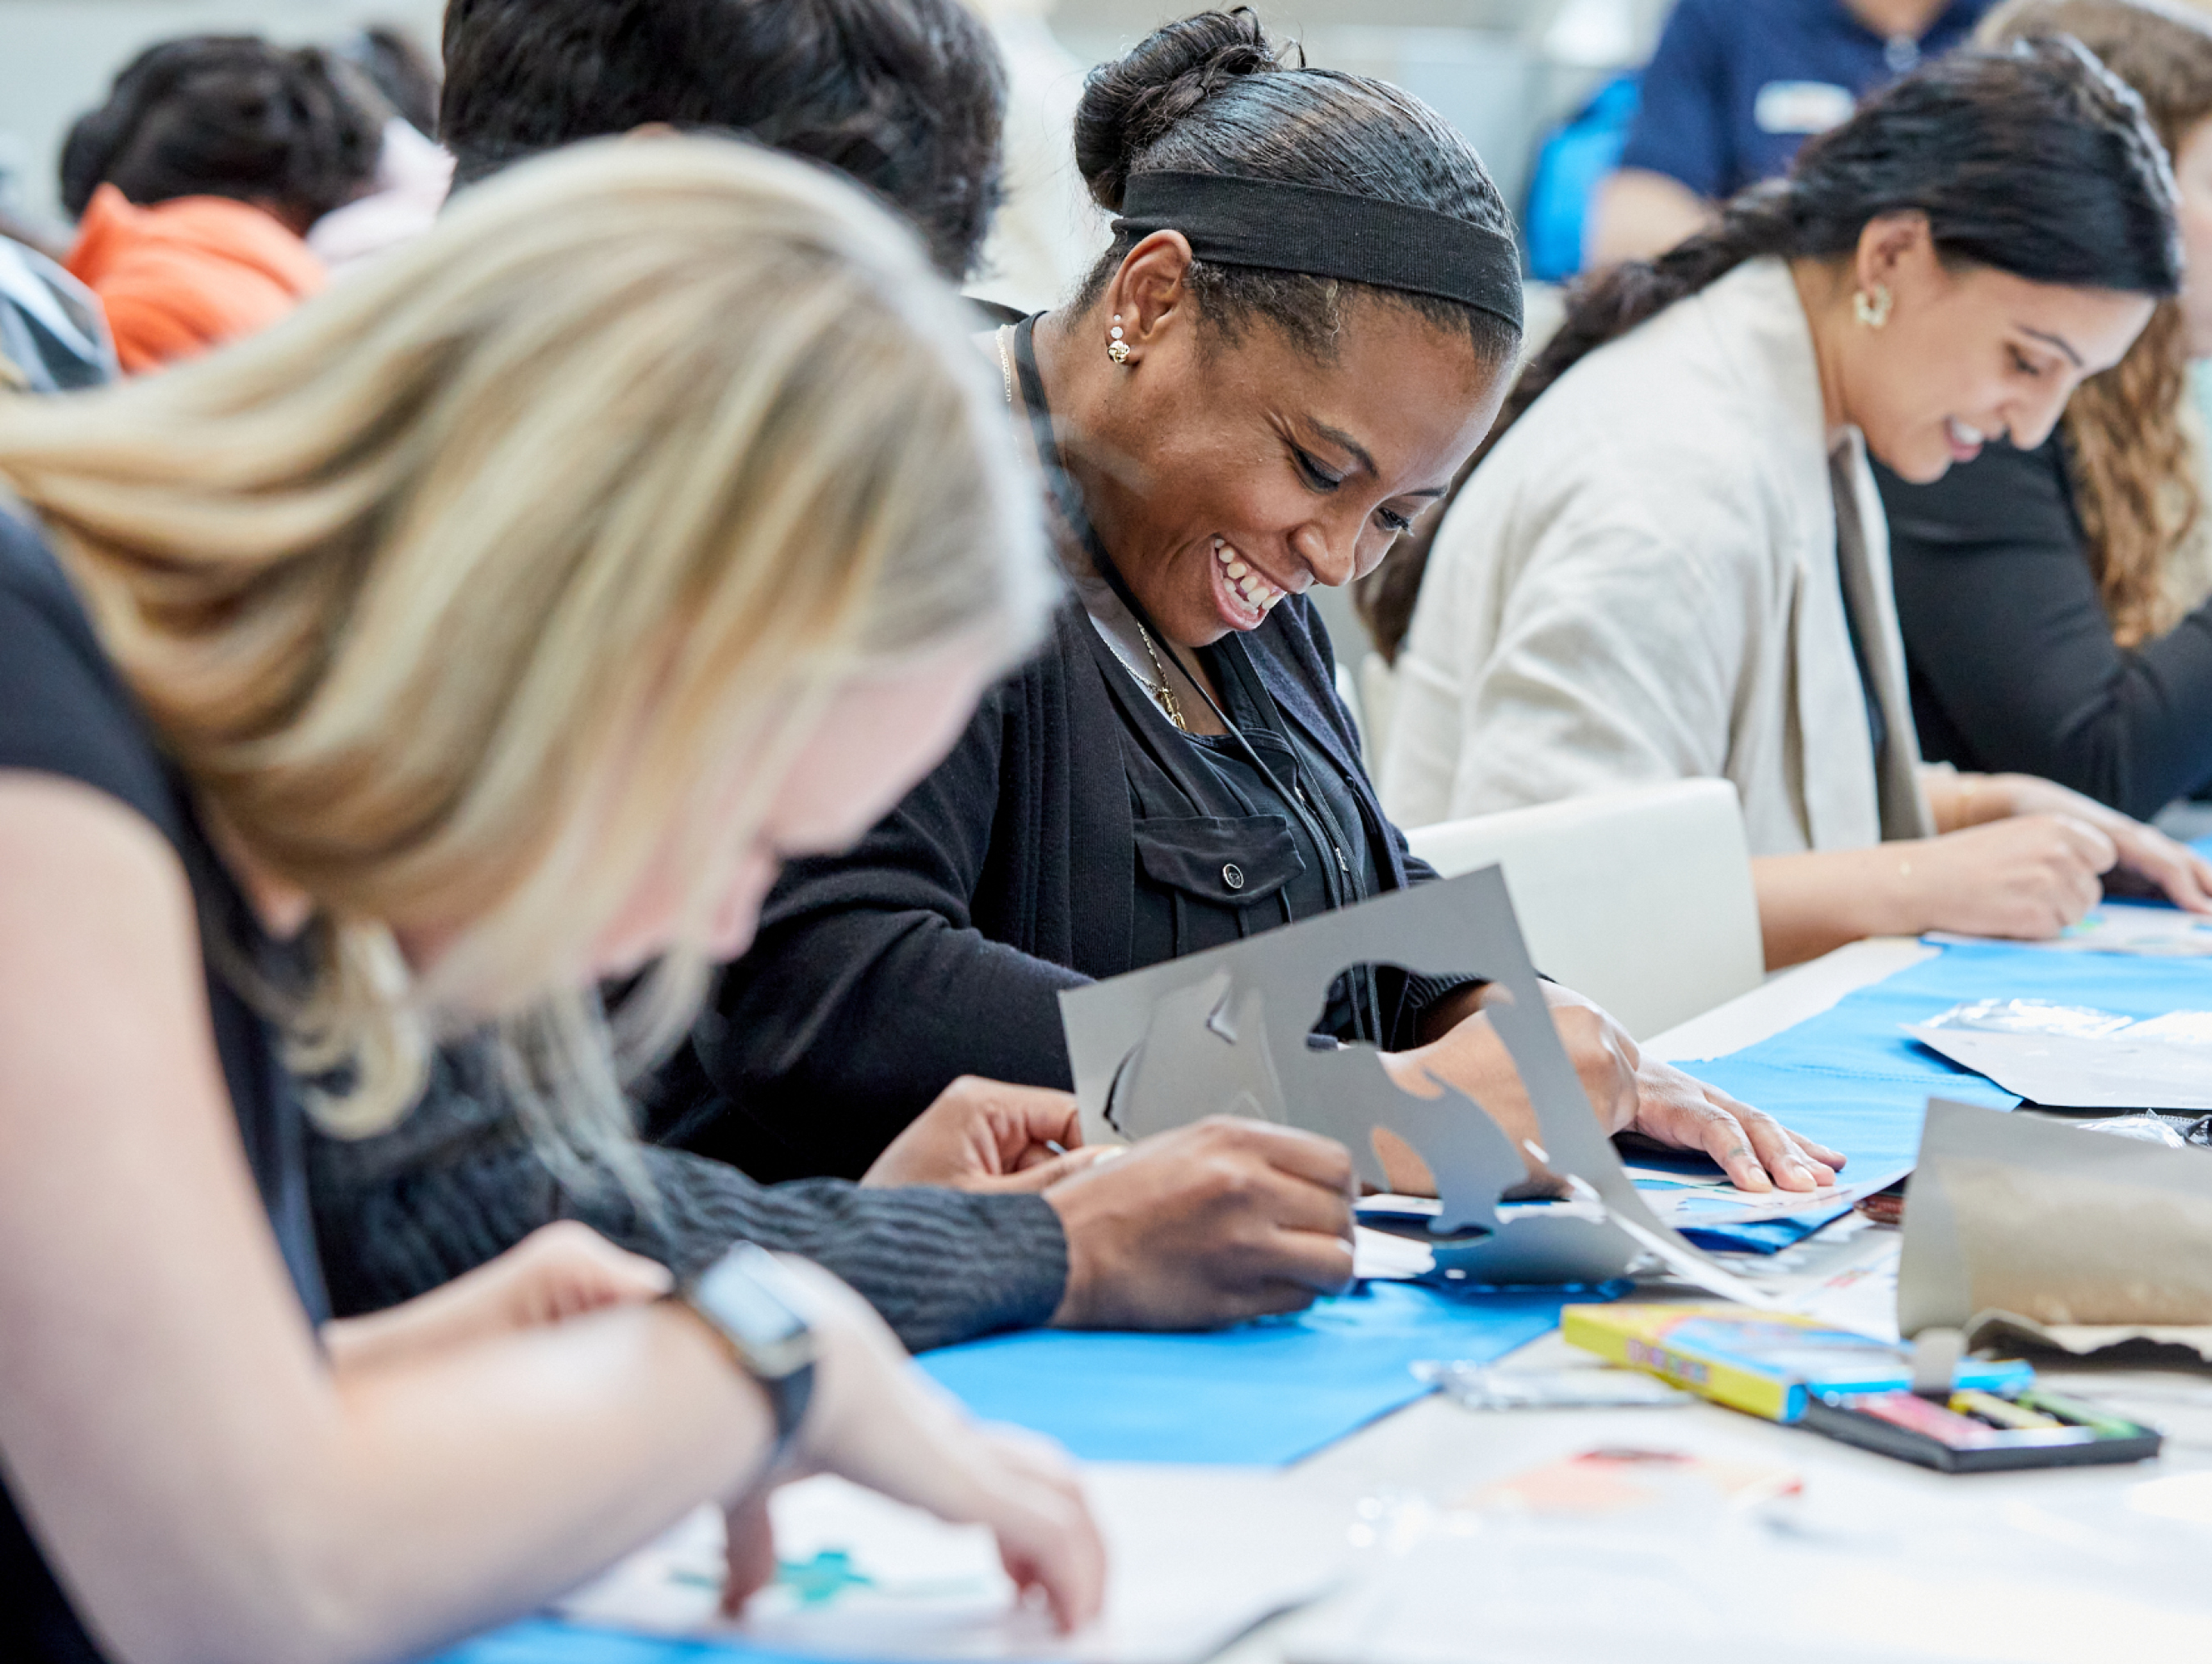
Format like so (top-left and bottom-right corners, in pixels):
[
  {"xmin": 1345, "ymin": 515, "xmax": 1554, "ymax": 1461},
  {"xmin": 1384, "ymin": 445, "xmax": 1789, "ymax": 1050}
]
[
  {"xmin": 1563, "ymin": 1304, "xmax": 2160, "ymax": 1470},
  {"xmin": 1799, "ymin": 1384, "xmax": 2162, "ymax": 1472}
]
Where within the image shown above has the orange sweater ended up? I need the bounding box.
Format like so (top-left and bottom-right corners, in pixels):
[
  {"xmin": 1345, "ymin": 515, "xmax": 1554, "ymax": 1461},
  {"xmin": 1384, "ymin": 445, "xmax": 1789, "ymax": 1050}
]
[{"xmin": 66, "ymin": 184, "xmax": 325, "ymax": 374}]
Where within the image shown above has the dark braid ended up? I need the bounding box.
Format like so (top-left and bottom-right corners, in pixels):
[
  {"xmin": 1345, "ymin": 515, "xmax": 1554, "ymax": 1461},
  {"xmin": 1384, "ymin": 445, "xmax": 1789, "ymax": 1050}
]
[{"xmin": 1361, "ymin": 37, "xmax": 2180, "ymax": 661}]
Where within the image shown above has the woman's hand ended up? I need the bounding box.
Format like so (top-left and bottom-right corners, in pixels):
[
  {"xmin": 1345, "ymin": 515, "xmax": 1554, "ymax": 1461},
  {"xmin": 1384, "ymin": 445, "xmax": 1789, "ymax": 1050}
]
[
  {"xmin": 323, "ymin": 1221, "xmax": 673, "ymax": 1373},
  {"xmin": 860, "ymin": 1076, "xmax": 1110, "ymax": 1192},
  {"xmin": 715, "ymin": 1259, "xmax": 1106, "ymax": 1632},
  {"xmin": 1895, "ymin": 813, "xmax": 2115, "ymax": 938},
  {"xmin": 1952, "ymin": 773, "xmax": 2212, "ymax": 915},
  {"xmin": 1388, "ymin": 985, "xmax": 1843, "ymax": 1194}
]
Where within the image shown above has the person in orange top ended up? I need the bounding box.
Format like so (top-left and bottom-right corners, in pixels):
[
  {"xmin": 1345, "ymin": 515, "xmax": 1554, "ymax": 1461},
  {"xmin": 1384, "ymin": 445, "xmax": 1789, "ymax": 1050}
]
[
  {"xmin": 66, "ymin": 186, "xmax": 326, "ymax": 373},
  {"xmin": 59, "ymin": 35, "xmax": 379, "ymax": 371}
]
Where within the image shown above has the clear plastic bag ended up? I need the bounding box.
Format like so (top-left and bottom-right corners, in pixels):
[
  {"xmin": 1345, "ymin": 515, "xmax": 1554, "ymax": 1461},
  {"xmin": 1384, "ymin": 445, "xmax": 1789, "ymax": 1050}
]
[
  {"xmin": 1412, "ymin": 1361, "xmax": 1691, "ymax": 1410},
  {"xmin": 1917, "ymin": 998, "xmax": 2135, "ymax": 1038}
]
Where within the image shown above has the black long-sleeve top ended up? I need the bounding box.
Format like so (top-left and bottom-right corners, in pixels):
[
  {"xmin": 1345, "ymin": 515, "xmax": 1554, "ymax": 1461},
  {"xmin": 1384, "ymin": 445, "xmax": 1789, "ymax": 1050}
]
[
  {"xmin": 1876, "ymin": 437, "xmax": 2212, "ymax": 819},
  {"xmin": 650, "ymin": 596, "xmax": 1458, "ymax": 1184},
  {"xmin": 308, "ymin": 1037, "xmax": 1069, "ymax": 1354}
]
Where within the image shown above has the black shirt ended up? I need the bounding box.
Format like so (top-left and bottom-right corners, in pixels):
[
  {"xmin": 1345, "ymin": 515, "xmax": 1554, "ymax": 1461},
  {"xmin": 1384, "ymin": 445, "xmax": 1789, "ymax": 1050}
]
[
  {"xmin": 657, "ymin": 597, "xmax": 1460, "ymax": 1182},
  {"xmin": 1122, "ymin": 624, "xmax": 1463, "ymax": 1043},
  {"xmin": 1876, "ymin": 438, "xmax": 2212, "ymax": 820},
  {"xmin": 0, "ymin": 511, "xmax": 326, "ymax": 1664}
]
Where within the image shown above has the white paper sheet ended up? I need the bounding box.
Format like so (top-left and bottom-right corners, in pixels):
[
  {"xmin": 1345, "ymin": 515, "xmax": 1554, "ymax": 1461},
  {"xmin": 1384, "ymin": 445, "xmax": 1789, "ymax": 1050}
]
[
  {"xmin": 1928, "ymin": 905, "xmax": 2212, "ymax": 958},
  {"xmin": 557, "ymin": 1466, "xmax": 1348, "ymax": 1662},
  {"xmin": 1905, "ymin": 1023, "xmax": 2212, "ymax": 1110}
]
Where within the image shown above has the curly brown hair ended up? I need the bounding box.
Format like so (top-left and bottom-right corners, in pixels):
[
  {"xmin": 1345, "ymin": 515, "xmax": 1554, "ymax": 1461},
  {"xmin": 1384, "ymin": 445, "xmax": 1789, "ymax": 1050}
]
[{"xmin": 1982, "ymin": 0, "xmax": 2212, "ymax": 646}]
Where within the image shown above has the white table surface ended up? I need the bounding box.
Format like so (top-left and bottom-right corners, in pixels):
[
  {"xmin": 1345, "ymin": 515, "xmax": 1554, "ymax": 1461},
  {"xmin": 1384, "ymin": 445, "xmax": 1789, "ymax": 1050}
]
[{"xmin": 1204, "ymin": 936, "xmax": 2212, "ymax": 1663}]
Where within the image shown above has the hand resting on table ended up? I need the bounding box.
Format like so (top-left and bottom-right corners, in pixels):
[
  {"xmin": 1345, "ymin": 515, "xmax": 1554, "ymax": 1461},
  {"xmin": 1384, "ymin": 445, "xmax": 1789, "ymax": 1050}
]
[{"xmin": 1392, "ymin": 982, "xmax": 1844, "ymax": 1196}]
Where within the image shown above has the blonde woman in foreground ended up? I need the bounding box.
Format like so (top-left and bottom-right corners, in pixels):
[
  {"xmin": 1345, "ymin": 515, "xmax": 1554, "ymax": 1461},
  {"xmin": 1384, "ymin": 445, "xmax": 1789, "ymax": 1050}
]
[{"xmin": 0, "ymin": 138, "xmax": 1100, "ymax": 1664}]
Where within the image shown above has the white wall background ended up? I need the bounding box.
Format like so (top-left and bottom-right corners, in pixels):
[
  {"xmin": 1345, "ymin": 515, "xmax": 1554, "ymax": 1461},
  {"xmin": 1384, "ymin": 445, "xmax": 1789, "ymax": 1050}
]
[{"xmin": 0, "ymin": 0, "xmax": 1672, "ymax": 231}]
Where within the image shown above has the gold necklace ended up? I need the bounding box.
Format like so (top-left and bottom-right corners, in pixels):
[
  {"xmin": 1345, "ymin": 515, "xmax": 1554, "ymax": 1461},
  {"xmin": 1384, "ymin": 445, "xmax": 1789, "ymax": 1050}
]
[
  {"xmin": 1134, "ymin": 622, "xmax": 1189, "ymax": 733},
  {"xmin": 1003, "ymin": 324, "xmax": 1189, "ymax": 735}
]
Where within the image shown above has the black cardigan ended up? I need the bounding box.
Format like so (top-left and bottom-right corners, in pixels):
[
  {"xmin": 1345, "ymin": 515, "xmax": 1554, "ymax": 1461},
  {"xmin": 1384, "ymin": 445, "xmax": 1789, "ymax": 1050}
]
[
  {"xmin": 1877, "ymin": 438, "xmax": 2212, "ymax": 819},
  {"xmin": 652, "ymin": 594, "xmax": 1446, "ymax": 1182}
]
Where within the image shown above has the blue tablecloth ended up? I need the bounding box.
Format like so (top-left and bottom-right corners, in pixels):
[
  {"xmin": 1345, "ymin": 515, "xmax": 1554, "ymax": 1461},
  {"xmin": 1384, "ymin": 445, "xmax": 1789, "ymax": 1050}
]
[
  {"xmin": 433, "ymin": 914, "xmax": 2212, "ymax": 1662},
  {"xmin": 917, "ymin": 1280, "xmax": 1604, "ymax": 1465},
  {"xmin": 1696, "ymin": 933, "xmax": 2212, "ymax": 1171},
  {"xmin": 434, "ymin": 1622, "xmax": 814, "ymax": 1664}
]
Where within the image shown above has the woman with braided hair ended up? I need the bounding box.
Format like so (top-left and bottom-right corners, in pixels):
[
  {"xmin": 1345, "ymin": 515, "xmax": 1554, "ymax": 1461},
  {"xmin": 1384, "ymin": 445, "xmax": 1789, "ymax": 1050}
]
[{"xmin": 1376, "ymin": 38, "xmax": 2212, "ymax": 969}]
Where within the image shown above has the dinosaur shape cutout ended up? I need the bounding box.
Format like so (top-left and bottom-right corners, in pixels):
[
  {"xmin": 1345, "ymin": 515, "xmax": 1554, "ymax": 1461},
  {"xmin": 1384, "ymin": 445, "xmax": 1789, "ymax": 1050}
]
[{"xmin": 1061, "ymin": 865, "xmax": 1742, "ymax": 1290}]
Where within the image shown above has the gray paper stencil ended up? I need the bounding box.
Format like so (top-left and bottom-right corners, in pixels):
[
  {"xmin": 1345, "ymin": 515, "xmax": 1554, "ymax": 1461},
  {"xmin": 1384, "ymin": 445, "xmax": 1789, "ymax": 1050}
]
[{"xmin": 1059, "ymin": 866, "xmax": 1748, "ymax": 1289}]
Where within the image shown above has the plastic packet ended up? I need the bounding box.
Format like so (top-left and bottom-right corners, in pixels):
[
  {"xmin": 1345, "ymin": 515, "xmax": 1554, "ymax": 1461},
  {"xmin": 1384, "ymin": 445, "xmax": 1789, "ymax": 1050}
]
[
  {"xmin": 1917, "ymin": 998, "xmax": 2134, "ymax": 1038},
  {"xmin": 2079, "ymin": 1115, "xmax": 2189, "ymax": 1148},
  {"xmin": 1413, "ymin": 1362, "xmax": 1693, "ymax": 1410},
  {"xmin": 2121, "ymin": 1010, "xmax": 2212, "ymax": 1047}
]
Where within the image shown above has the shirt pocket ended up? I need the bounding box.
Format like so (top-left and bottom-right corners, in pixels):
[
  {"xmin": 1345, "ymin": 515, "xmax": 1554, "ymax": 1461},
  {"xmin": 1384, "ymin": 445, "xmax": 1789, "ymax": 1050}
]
[{"xmin": 1133, "ymin": 814, "xmax": 1305, "ymax": 958}]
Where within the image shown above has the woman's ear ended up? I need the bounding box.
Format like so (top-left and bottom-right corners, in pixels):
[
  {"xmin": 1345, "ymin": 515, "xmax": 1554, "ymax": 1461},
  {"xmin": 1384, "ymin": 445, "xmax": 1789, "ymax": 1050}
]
[
  {"xmin": 1105, "ymin": 231, "xmax": 1198, "ymax": 363},
  {"xmin": 1857, "ymin": 209, "xmax": 1937, "ymax": 301}
]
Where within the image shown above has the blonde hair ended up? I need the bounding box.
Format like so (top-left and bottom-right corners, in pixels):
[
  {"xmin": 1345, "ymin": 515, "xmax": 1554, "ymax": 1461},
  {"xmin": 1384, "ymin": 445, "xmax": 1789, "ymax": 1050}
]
[
  {"xmin": 1981, "ymin": 0, "xmax": 2212, "ymax": 645},
  {"xmin": 0, "ymin": 137, "xmax": 1053, "ymax": 1171}
]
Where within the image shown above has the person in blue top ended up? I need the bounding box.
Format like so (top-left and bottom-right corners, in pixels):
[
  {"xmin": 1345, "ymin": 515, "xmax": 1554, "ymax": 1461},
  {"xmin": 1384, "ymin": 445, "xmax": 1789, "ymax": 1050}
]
[{"xmin": 1590, "ymin": 0, "xmax": 1995, "ymax": 265}]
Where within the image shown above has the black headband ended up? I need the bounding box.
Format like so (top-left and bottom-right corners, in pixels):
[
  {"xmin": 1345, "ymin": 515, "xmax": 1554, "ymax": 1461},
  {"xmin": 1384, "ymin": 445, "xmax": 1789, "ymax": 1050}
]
[{"xmin": 1111, "ymin": 170, "xmax": 1524, "ymax": 334}]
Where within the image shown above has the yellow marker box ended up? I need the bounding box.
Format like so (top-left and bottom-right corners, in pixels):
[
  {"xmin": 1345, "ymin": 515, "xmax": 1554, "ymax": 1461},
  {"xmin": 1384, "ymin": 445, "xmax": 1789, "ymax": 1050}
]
[{"xmin": 1561, "ymin": 1304, "xmax": 2031, "ymax": 1424}]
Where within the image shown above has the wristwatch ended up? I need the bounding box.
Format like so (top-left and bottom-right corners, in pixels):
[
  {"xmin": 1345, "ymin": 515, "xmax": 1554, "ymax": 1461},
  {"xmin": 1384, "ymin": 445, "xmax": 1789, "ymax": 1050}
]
[{"xmin": 675, "ymin": 1242, "xmax": 818, "ymax": 1456}]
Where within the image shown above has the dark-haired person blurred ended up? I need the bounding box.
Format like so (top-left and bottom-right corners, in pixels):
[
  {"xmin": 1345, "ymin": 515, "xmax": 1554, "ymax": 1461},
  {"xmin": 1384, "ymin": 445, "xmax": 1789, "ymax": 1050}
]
[
  {"xmin": 341, "ymin": 23, "xmax": 442, "ymax": 137},
  {"xmin": 313, "ymin": 0, "xmax": 1371, "ymax": 1351},
  {"xmin": 1379, "ymin": 42, "xmax": 2212, "ymax": 971},
  {"xmin": 439, "ymin": 0, "xmax": 1004, "ymax": 282},
  {"xmin": 1878, "ymin": 0, "xmax": 2212, "ymax": 820},
  {"xmin": 1591, "ymin": 0, "xmax": 1994, "ymax": 268},
  {"xmin": 59, "ymin": 35, "xmax": 382, "ymax": 370},
  {"xmin": 667, "ymin": 11, "xmax": 1847, "ymax": 1201}
]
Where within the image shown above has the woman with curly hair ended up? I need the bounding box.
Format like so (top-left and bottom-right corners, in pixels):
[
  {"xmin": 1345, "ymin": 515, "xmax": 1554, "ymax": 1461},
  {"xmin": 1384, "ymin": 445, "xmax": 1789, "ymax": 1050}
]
[{"xmin": 1877, "ymin": 0, "xmax": 2212, "ymax": 820}]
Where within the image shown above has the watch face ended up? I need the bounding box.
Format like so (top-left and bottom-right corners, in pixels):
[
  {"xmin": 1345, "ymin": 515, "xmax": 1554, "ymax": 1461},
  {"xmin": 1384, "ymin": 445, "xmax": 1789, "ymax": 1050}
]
[{"xmin": 694, "ymin": 1246, "xmax": 816, "ymax": 1379}]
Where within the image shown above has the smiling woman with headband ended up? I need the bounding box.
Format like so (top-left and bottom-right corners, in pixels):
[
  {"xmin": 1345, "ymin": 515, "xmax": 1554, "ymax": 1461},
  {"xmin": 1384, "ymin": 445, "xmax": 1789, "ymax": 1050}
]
[{"xmin": 657, "ymin": 9, "xmax": 1847, "ymax": 1235}]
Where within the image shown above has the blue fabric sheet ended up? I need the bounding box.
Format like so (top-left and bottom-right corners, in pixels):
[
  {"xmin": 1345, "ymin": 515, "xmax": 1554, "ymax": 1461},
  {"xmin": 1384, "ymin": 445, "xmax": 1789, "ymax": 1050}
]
[
  {"xmin": 918, "ymin": 1280, "xmax": 1609, "ymax": 1465},
  {"xmin": 1695, "ymin": 936, "xmax": 2212, "ymax": 1170},
  {"xmin": 427, "ymin": 1621, "xmax": 801, "ymax": 1664}
]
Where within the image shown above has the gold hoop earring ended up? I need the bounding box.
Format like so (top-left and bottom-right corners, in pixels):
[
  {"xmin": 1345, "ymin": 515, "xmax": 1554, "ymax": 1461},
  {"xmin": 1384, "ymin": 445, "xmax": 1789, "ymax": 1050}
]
[
  {"xmin": 1853, "ymin": 285, "xmax": 1893, "ymax": 329},
  {"xmin": 1107, "ymin": 312, "xmax": 1130, "ymax": 365}
]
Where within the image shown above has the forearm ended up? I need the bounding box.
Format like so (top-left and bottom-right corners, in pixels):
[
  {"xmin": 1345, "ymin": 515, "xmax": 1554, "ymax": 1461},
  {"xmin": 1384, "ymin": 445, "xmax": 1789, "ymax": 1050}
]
[
  {"xmin": 1753, "ymin": 848, "xmax": 1927, "ymax": 968},
  {"xmin": 46, "ymin": 1299, "xmax": 769, "ymax": 1664},
  {"xmin": 646, "ymin": 1166, "xmax": 1069, "ymax": 1352},
  {"xmin": 1920, "ymin": 768, "xmax": 2016, "ymax": 834},
  {"xmin": 317, "ymin": 1112, "xmax": 1066, "ymax": 1353},
  {"xmin": 291, "ymin": 1305, "xmax": 771, "ymax": 1664}
]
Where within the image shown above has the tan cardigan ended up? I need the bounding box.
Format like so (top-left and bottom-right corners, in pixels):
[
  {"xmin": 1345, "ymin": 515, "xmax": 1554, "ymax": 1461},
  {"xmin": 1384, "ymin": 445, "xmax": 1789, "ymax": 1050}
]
[{"xmin": 1378, "ymin": 257, "xmax": 1935, "ymax": 854}]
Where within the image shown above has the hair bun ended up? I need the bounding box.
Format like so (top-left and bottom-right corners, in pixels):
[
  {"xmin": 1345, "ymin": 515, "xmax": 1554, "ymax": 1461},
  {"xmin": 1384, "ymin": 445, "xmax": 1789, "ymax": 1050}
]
[{"xmin": 1074, "ymin": 9, "xmax": 1280, "ymax": 211}]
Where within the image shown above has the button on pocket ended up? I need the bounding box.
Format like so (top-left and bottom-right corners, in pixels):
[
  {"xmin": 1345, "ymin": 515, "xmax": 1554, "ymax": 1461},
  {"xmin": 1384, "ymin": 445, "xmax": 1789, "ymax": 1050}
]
[{"xmin": 1133, "ymin": 815, "xmax": 1302, "ymax": 907}]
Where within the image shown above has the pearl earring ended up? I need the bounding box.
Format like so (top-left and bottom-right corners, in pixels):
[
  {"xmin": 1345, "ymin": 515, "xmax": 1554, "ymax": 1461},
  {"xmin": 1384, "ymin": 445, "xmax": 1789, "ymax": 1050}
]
[
  {"xmin": 1107, "ymin": 313, "xmax": 1130, "ymax": 365},
  {"xmin": 1853, "ymin": 285, "xmax": 1893, "ymax": 329}
]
